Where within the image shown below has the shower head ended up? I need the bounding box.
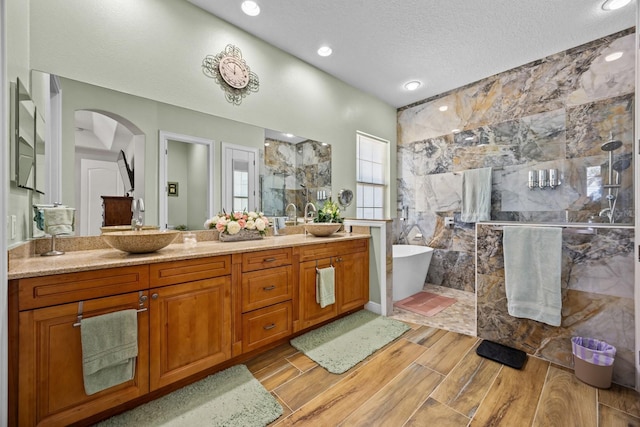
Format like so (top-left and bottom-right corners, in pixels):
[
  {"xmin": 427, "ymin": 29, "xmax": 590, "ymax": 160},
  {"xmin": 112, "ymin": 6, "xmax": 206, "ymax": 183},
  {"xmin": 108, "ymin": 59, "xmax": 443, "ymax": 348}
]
[
  {"xmin": 612, "ymin": 155, "xmax": 632, "ymax": 172},
  {"xmin": 601, "ymin": 132, "xmax": 623, "ymax": 152}
]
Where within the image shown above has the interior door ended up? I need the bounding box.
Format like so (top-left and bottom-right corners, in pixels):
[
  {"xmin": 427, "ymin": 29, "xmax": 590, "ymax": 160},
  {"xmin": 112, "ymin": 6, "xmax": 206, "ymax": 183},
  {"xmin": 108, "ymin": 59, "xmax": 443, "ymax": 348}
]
[{"xmin": 79, "ymin": 159, "xmax": 123, "ymax": 235}]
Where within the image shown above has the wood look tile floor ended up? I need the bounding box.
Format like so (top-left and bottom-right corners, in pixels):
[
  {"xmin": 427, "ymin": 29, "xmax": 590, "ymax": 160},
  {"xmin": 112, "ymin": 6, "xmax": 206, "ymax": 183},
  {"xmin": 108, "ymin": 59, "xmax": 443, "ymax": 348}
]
[{"xmin": 246, "ymin": 322, "xmax": 640, "ymax": 427}]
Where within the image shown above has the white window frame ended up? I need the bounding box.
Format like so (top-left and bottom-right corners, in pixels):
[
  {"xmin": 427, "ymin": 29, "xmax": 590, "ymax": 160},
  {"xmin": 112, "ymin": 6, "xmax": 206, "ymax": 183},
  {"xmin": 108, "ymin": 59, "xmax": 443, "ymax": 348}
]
[{"xmin": 356, "ymin": 132, "xmax": 389, "ymax": 220}]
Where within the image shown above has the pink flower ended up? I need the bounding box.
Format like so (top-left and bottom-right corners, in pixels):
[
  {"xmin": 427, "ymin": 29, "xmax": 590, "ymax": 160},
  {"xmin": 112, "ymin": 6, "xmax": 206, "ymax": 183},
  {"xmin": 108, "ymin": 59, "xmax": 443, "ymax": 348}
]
[
  {"xmin": 238, "ymin": 219, "xmax": 246, "ymax": 228},
  {"xmin": 233, "ymin": 211, "xmax": 243, "ymax": 220},
  {"xmin": 215, "ymin": 222, "xmax": 226, "ymax": 232}
]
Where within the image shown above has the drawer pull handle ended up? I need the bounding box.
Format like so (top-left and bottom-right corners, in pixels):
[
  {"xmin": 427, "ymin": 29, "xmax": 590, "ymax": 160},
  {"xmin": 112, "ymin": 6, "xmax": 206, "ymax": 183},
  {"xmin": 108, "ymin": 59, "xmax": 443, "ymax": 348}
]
[
  {"xmin": 263, "ymin": 323, "xmax": 276, "ymax": 330},
  {"xmin": 264, "ymin": 257, "xmax": 277, "ymax": 262},
  {"xmin": 263, "ymin": 285, "xmax": 276, "ymax": 291}
]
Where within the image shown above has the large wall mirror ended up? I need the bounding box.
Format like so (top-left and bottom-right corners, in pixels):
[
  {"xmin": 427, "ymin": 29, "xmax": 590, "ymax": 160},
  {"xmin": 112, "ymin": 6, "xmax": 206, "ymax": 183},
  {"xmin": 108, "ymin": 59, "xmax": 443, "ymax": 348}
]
[{"xmin": 33, "ymin": 71, "xmax": 332, "ymax": 236}]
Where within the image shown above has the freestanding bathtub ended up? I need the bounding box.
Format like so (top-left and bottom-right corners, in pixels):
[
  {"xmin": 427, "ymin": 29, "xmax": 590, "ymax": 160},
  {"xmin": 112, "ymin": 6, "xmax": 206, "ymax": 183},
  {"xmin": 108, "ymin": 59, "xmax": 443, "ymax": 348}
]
[{"xmin": 392, "ymin": 245, "xmax": 434, "ymax": 301}]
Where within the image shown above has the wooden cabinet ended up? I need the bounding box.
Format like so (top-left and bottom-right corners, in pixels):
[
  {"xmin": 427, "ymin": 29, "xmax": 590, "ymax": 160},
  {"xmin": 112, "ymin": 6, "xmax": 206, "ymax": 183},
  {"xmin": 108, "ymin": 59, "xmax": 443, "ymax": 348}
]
[
  {"xmin": 101, "ymin": 196, "xmax": 133, "ymax": 226},
  {"xmin": 297, "ymin": 239, "xmax": 369, "ymax": 330},
  {"xmin": 15, "ymin": 268, "xmax": 149, "ymax": 427},
  {"xmin": 10, "ymin": 236, "xmax": 369, "ymax": 426},
  {"xmin": 149, "ymin": 256, "xmax": 232, "ymax": 390},
  {"xmin": 239, "ymin": 248, "xmax": 294, "ymax": 353},
  {"xmin": 337, "ymin": 250, "xmax": 369, "ymax": 313}
]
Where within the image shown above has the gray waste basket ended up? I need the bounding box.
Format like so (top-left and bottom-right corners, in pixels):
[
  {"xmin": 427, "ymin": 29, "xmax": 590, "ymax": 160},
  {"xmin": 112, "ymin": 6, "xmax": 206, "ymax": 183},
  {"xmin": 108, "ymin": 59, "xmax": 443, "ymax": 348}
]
[{"xmin": 571, "ymin": 337, "xmax": 616, "ymax": 389}]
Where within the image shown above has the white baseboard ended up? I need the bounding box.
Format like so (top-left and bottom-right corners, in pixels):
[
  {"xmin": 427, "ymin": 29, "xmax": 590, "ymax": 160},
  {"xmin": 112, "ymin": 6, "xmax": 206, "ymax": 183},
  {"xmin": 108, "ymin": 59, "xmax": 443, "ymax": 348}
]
[{"xmin": 365, "ymin": 301, "xmax": 382, "ymax": 315}]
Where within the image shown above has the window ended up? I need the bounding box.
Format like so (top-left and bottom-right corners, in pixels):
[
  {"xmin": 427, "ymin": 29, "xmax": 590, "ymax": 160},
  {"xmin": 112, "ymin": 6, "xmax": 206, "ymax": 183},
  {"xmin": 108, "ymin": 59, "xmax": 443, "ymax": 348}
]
[
  {"xmin": 222, "ymin": 142, "xmax": 258, "ymax": 213},
  {"xmin": 356, "ymin": 132, "xmax": 388, "ymax": 219}
]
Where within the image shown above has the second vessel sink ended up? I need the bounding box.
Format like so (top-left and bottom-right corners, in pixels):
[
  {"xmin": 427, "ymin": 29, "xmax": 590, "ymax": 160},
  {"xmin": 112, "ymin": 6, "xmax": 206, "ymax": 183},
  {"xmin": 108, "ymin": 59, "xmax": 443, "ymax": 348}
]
[
  {"xmin": 304, "ymin": 223, "xmax": 342, "ymax": 237},
  {"xmin": 102, "ymin": 229, "xmax": 180, "ymax": 253}
]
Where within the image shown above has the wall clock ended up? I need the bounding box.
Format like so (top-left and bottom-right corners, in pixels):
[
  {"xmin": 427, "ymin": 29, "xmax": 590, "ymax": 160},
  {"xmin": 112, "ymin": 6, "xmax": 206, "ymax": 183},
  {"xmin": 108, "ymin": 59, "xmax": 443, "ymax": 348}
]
[{"xmin": 202, "ymin": 44, "xmax": 259, "ymax": 105}]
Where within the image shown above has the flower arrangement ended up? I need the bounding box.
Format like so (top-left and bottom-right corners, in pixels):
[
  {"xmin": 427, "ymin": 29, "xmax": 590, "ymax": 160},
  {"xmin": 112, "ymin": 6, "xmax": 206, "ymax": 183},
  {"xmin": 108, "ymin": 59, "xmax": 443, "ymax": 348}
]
[
  {"xmin": 204, "ymin": 210, "xmax": 270, "ymax": 236},
  {"xmin": 315, "ymin": 200, "xmax": 343, "ymax": 223}
]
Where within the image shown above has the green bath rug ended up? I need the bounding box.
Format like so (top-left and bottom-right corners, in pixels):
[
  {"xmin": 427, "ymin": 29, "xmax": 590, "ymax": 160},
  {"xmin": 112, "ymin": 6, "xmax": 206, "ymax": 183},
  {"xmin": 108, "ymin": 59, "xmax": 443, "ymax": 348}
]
[
  {"xmin": 96, "ymin": 364, "xmax": 282, "ymax": 427},
  {"xmin": 290, "ymin": 310, "xmax": 410, "ymax": 374}
]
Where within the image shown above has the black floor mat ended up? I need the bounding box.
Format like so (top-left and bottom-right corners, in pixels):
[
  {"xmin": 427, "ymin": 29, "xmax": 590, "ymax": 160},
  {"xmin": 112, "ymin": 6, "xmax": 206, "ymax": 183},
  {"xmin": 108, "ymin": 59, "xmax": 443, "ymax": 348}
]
[{"xmin": 476, "ymin": 340, "xmax": 527, "ymax": 369}]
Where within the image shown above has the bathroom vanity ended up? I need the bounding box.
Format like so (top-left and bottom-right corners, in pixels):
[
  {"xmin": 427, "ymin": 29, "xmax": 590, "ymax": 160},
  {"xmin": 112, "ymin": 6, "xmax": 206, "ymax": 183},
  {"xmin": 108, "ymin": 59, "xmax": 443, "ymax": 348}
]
[{"xmin": 7, "ymin": 232, "xmax": 369, "ymax": 426}]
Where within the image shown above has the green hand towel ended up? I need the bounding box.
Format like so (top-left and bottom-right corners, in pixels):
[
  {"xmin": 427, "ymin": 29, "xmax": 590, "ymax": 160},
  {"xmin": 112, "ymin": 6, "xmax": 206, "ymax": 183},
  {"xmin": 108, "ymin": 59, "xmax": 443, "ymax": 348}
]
[
  {"xmin": 81, "ymin": 309, "xmax": 138, "ymax": 395},
  {"xmin": 316, "ymin": 266, "xmax": 335, "ymax": 308},
  {"xmin": 42, "ymin": 207, "xmax": 75, "ymax": 235},
  {"xmin": 503, "ymin": 226, "xmax": 562, "ymax": 327},
  {"xmin": 461, "ymin": 167, "xmax": 492, "ymax": 223}
]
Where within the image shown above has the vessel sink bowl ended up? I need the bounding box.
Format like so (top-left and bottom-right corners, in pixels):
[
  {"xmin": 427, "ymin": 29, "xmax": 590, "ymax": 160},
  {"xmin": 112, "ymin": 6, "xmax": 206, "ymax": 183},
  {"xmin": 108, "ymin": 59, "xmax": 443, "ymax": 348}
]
[
  {"xmin": 102, "ymin": 229, "xmax": 180, "ymax": 253},
  {"xmin": 304, "ymin": 223, "xmax": 342, "ymax": 237}
]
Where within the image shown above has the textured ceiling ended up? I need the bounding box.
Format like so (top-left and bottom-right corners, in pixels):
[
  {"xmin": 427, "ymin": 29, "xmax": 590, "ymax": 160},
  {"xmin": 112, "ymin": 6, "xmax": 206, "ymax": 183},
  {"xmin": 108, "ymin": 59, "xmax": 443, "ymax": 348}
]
[{"xmin": 188, "ymin": 0, "xmax": 635, "ymax": 108}]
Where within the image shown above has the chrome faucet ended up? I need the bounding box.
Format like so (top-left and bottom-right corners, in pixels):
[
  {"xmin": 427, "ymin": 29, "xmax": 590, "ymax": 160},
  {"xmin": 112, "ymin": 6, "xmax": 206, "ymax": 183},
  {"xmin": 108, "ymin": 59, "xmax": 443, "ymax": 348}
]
[
  {"xmin": 599, "ymin": 207, "xmax": 613, "ymax": 223},
  {"xmin": 303, "ymin": 202, "xmax": 317, "ymax": 223},
  {"xmin": 131, "ymin": 198, "xmax": 145, "ymax": 231},
  {"xmin": 285, "ymin": 203, "xmax": 297, "ymax": 224}
]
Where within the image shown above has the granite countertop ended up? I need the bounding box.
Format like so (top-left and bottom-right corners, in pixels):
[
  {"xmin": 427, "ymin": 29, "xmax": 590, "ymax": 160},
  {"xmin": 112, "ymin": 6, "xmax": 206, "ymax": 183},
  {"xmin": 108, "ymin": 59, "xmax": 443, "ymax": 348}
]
[{"xmin": 8, "ymin": 232, "xmax": 369, "ymax": 280}]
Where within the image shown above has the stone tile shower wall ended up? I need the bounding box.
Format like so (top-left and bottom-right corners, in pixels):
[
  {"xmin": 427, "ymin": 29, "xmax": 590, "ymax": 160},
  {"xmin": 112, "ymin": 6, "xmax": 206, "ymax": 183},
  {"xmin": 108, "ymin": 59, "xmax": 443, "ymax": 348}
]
[
  {"xmin": 477, "ymin": 224, "xmax": 635, "ymax": 388},
  {"xmin": 396, "ymin": 29, "xmax": 634, "ymax": 293},
  {"xmin": 262, "ymin": 138, "xmax": 331, "ymax": 217}
]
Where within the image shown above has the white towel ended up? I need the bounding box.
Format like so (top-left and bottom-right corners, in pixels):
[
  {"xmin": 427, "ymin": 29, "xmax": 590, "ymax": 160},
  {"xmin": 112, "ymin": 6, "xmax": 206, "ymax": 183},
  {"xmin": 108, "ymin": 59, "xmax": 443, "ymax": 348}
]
[
  {"xmin": 42, "ymin": 207, "xmax": 75, "ymax": 235},
  {"xmin": 460, "ymin": 167, "xmax": 492, "ymax": 223},
  {"xmin": 316, "ymin": 266, "xmax": 335, "ymax": 308},
  {"xmin": 503, "ymin": 226, "xmax": 562, "ymax": 327}
]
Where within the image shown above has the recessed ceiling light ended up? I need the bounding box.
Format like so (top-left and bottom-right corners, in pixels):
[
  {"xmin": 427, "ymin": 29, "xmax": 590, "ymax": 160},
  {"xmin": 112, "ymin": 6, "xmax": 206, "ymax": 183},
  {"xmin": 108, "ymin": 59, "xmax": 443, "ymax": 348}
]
[
  {"xmin": 439, "ymin": 106, "xmax": 448, "ymax": 112},
  {"xmin": 602, "ymin": 0, "xmax": 631, "ymax": 10},
  {"xmin": 605, "ymin": 51, "xmax": 624, "ymax": 62},
  {"xmin": 241, "ymin": 1, "xmax": 260, "ymax": 16},
  {"xmin": 404, "ymin": 80, "xmax": 421, "ymax": 91},
  {"xmin": 317, "ymin": 46, "xmax": 333, "ymax": 57}
]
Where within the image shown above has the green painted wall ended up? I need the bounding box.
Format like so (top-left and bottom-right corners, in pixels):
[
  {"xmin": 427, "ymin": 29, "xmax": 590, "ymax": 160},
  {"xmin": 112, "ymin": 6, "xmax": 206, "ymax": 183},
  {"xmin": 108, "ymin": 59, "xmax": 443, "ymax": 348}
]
[{"xmin": 7, "ymin": 0, "xmax": 396, "ymax": 245}]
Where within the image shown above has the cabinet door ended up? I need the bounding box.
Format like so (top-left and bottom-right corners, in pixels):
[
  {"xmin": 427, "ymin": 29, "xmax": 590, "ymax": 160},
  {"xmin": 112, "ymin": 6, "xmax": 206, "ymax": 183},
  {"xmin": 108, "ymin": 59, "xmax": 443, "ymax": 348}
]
[
  {"xmin": 298, "ymin": 258, "xmax": 338, "ymax": 329},
  {"xmin": 18, "ymin": 292, "xmax": 149, "ymax": 427},
  {"xmin": 337, "ymin": 250, "xmax": 369, "ymax": 313},
  {"xmin": 149, "ymin": 276, "xmax": 231, "ymax": 390}
]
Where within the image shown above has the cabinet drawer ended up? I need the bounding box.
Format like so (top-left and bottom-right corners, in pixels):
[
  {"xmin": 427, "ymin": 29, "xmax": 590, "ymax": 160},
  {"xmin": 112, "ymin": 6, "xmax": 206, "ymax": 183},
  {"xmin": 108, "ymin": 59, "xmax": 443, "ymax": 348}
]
[
  {"xmin": 242, "ymin": 266, "xmax": 292, "ymax": 313},
  {"xmin": 298, "ymin": 238, "xmax": 368, "ymax": 261},
  {"xmin": 18, "ymin": 265, "xmax": 149, "ymax": 311},
  {"xmin": 242, "ymin": 248, "xmax": 292, "ymax": 272},
  {"xmin": 242, "ymin": 301, "xmax": 292, "ymax": 353},
  {"xmin": 150, "ymin": 255, "xmax": 231, "ymax": 287}
]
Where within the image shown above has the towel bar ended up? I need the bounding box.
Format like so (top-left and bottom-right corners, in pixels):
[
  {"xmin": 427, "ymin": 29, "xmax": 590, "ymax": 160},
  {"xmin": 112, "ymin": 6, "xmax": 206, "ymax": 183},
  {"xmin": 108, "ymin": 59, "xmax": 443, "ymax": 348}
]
[
  {"xmin": 315, "ymin": 257, "xmax": 334, "ymax": 270},
  {"xmin": 73, "ymin": 308, "xmax": 147, "ymax": 327}
]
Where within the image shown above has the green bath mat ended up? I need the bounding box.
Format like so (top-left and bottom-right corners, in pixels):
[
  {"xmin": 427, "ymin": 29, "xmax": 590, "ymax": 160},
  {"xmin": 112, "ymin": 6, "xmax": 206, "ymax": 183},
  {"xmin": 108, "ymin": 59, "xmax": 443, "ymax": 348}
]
[
  {"xmin": 96, "ymin": 364, "xmax": 282, "ymax": 427},
  {"xmin": 290, "ymin": 310, "xmax": 410, "ymax": 374}
]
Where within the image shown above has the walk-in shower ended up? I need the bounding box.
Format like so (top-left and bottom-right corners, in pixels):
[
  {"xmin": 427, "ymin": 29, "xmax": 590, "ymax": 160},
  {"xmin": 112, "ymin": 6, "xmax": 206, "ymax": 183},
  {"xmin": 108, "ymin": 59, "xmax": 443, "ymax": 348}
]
[{"xmin": 600, "ymin": 132, "xmax": 629, "ymax": 223}]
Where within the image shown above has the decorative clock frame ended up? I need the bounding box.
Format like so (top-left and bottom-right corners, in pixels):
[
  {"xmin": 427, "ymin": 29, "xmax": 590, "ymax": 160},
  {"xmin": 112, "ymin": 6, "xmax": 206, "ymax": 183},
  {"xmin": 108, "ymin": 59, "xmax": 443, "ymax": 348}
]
[{"xmin": 202, "ymin": 44, "xmax": 259, "ymax": 105}]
